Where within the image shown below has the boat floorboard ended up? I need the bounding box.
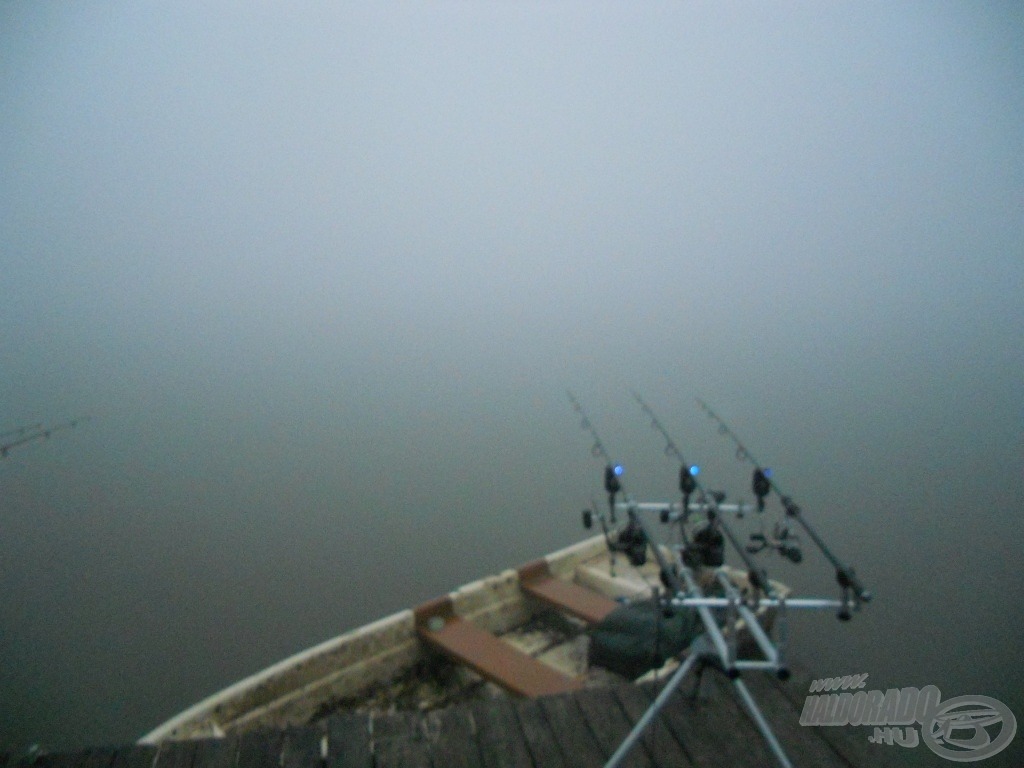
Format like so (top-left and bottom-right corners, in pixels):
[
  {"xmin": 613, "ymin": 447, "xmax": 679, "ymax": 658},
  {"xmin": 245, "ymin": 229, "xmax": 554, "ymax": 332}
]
[
  {"xmin": 413, "ymin": 596, "xmax": 583, "ymax": 698},
  {"xmin": 10, "ymin": 667, "xmax": 898, "ymax": 768}
]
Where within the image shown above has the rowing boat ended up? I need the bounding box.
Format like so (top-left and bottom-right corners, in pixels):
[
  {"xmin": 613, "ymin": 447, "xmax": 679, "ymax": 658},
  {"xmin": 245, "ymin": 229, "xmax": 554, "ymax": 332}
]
[
  {"xmin": 140, "ymin": 396, "xmax": 869, "ymax": 768},
  {"xmin": 140, "ymin": 532, "xmax": 788, "ymax": 744}
]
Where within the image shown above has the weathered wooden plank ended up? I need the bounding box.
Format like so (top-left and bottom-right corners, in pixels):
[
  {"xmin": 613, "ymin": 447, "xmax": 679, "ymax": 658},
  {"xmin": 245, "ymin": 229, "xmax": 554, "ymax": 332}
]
[
  {"xmin": 414, "ymin": 597, "xmax": 581, "ymax": 698},
  {"xmin": 470, "ymin": 697, "xmax": 534, "ymax": 768},
  {"xmin": 280, "ymin": 728, "xmax": 321, "ymax": 768},
  {"xmin": 723, "ymin": 672, "xmax": 851, "ymax": 767},
  {"xmin": 325, "ymin": 713, "xmax": 371, "ymax": 768},
  {"xmin": 613, "ymin": 684, "xmax": 693, "ymax": 767},
  {"xmin": 18, "ymin": 753, "xmax": 81, "ymax": 768},
  {"xmin": 423, "ymin": 705, "xmax": 482, "ymax": 768},
  {"xmin": 109, "ymin": 744, "xmax": 157, "ymax": 768},
  {"xmin": 708, "ymin": 672, "xmax": 788, "ymax": 766},
  {"xmin": 8, "ymin": 753, "xmax": 35, "ymax": 768},
  {"xmin": 643, "ymin": 672, "xmax": 774, "ymax": 768},
  {"xmin": 236, "ymin": 730, "xmax": 284, "ymax": 768},
  {"xmin": 768, "ymin": 666, "xmax": 886, "ymax": 768},
  {"xmin": 517, "ymin": 561, "xmax": 618, "ymax": 625},
  {"xmin": 573, "ymin": 687, "xmax": 652, "ymax": 768},
  {"xmin": 537, "ymin": 694, "xmax": 606, "ymax": 767},
  {"xmin": 78, "ymin": 747, "xmax": 116, "ymax": 768},
  {"xmin": 6, "ymin": 657, "xmax": 922, "ymax": 768},
  {"xmin": 87, "ymin": 750, "xmax": 111, "ymax": 768},
  {"xmin": 513, "ymin": 698, "xmax": 565, "ymax": 768},
  {"xmin": 190, "ymin": 739, "xmax": 236, "ymax": 768},
  {"xmin": 745, "ymin": 670, "xmax": 903, "ymax": 767},
  {"xmin": 152, "ymin": 740, "xmax": 196, "ymax": 768},
  {"xmin": 372, "ymin": 710, "xmax": 430, "ymax": 768}
]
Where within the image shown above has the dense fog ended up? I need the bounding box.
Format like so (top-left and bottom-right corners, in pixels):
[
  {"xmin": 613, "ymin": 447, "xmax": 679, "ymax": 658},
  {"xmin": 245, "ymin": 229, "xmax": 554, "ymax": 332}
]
[{"xmin": 2, "ymin": 3, "xmax": 1021, "ymax": 762}]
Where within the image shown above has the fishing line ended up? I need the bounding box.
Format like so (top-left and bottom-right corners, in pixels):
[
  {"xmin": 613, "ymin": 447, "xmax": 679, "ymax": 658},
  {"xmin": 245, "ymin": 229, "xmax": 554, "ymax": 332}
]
[
  {"xmin": 0, "ymin": 418, "xmax": 88, "ymax": 459},
  {"xmin": 696, "ymin": 399, "xmax": 870, "ymax": 615},
  {"xmin": 632, "ymin": 392, "xmax": 773, "ymax": 599},
  {"xmin": 0, "ymin": 423, "xmax": 43, "ymax": 440},
  {"xmin": 568, "ymin": 391, "xmax": 681, "ymax": 593}
]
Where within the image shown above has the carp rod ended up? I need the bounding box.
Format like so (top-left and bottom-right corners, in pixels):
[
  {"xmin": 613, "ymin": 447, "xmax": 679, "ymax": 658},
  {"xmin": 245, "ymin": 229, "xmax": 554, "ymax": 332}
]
[
  {"xmin": 632, "ymin": 393, "xmax": 773, "ymax": 598},
  {"xmin": 633, "ymin": 392, "xmax": 802, "ymax": 564},
  {"xmin": 0, "ymin": 423, "xmax": 43, "ymax": 440},
  {"xmin": 567, "ymin": 391, "xmax": 682, "ymax": 592},
  {"xmin": 0, "ymin": 418, "xmax": 88, "ymax": 459},
  {"xmin": 696, "ymin": 399, "xmax": 871, "ymax": 615},
  {"xmin": 584, "ymin": 397, "xmax": 867, "ymax": 768}
]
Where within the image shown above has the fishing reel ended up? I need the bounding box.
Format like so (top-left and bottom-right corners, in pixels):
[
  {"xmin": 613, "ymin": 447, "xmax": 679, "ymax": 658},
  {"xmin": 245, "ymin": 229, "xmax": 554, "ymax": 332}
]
[
  {"xmin": 609, "ymin": 517, "xmax": 648, "ymax": 567},
  {"xmin": 583, "ymin": 504, "xmax": 648, "ymax": 567},
  {"xmin": 747, "ymin": 522, "xmax": 803, "ymax": 563},
  {"xmin": 682, "ymin": 522, "xmax": 725, "ymax": 568}
]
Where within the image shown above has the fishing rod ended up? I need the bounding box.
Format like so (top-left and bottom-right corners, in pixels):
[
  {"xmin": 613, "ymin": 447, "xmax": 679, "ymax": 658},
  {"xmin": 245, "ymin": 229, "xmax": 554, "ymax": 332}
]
[
  {"xmin": 633, "ymin": 391, "xmax": 802, "ymax": 566},
  {"xmin": 588, "ymin": 397, "xmax": 870, "ymax": 768},
  {"xmin": 696, "ymin": 399, "xmax": 871, "ymax": 615},
  {"xmin": 0, "ymin": 423, "xmax": 43, "ymax": 440},
  {"xmin": 568, "ymin": 391, "xmax": 624, "ymax": 523},
  {"xmin": 632, "ymin": 393, "xmax": 773, "ymax": 598},
  {"xmin": 0, "ymin": 418, "xmax": 88, "ymax": 459},
  {"xmin": 568, "ymin": 392, "xmax": 681, "ymax": 591}
]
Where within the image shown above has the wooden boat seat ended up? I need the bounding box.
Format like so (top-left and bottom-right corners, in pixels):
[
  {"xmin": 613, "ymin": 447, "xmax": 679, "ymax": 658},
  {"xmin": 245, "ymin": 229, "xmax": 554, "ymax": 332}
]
[
  {"xmin": 414, "ymin": 596, "xmax": 583, "ymax": 698},
  {"xmin": 517, "ymin": 559, "xmax": 619, "ymax": 625}
]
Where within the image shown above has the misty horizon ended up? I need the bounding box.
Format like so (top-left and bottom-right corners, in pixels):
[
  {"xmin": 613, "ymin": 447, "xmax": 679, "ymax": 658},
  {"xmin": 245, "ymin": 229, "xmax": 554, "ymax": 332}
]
[{"xmin": 2, "ymin": 3, "xmax": 1021, "ymax": 762}]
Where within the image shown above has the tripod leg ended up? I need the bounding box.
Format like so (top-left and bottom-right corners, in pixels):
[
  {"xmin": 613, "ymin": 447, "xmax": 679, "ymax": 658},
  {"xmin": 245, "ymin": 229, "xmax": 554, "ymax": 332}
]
[
  {"xmin": 604, "ymin": 652, "xmax": 702, "ymax": 768},
  {"xmin": 686, "ymin": 657, "xmax": 708, "ymax": 701},
  {"xmin": 731, "ymin": 677, "xmax": 794, "ymax": 768}
]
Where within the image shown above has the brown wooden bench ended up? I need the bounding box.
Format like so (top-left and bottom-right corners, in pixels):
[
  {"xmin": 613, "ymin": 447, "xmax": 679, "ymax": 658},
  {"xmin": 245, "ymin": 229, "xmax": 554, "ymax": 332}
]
[
  {"xmin": 517, "ymin": 559, "xmax": 619, "ymax": 625},
  {"xmin": 413, "ymin": 596, "xmax": 583, "ymax": 698}
]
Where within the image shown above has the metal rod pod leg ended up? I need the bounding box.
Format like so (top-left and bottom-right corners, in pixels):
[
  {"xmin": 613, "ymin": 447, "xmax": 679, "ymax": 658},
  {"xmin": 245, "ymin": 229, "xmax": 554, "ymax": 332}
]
[
  {"xmin": 604, "ymin": 652, "xmax": 702, "ymax": 768},
  {"xmin": 731, "ymin": 677, "xmax": 794, "ymax": 768}
]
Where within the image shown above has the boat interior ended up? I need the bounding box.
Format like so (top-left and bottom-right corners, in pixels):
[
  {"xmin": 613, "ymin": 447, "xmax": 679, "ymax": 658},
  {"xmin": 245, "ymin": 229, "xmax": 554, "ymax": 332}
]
[{"xmin": 141, "ymin": 534, "xmax": 783, "ymax": 743}]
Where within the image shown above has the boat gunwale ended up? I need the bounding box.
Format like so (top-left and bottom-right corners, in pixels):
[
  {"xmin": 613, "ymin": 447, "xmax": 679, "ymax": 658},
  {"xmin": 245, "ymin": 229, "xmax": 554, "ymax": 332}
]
[{"xmin": 138, "ymin": 535, "xmax": 610, "ymax": 743}]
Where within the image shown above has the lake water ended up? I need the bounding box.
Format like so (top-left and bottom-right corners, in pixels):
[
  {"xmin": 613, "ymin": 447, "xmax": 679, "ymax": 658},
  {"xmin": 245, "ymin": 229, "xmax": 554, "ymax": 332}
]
[{"xmin": 2, "ymin": 382, "xmax": 1020, "ymax": 767}]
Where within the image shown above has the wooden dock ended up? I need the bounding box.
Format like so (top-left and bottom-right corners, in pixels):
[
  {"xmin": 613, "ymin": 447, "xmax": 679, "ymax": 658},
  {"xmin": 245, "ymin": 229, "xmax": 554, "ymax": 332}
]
[{"xmin": 3, "ymin": 668, "xmax": 893, "ymax": 768}]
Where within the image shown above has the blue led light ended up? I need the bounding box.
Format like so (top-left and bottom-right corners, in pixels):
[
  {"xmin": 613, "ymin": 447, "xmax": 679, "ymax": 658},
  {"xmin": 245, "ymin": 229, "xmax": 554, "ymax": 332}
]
[
  {"xmin": 764, "ymin": 468, "xmax": 773, "ymax": 478},
  {"xmin": 689, "ymin": 465, "xmax": 700, "ymax": 476},
  {"xmin": 613, "ymin": 464, "xmax": 624, "ymax": 476}
]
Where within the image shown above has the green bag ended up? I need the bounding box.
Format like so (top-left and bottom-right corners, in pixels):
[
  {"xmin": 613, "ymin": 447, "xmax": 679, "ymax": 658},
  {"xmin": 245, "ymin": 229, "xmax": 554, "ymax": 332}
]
[{"xmin": 587, "ymin": 599, "xmax": 702, "ymax": 679}]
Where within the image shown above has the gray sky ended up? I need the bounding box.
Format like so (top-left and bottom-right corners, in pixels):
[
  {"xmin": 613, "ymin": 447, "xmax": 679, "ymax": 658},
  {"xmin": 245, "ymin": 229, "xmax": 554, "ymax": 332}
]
[{"xmin": 2, "ymin": 1, "xmax": 1022, "ymax": 755}]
